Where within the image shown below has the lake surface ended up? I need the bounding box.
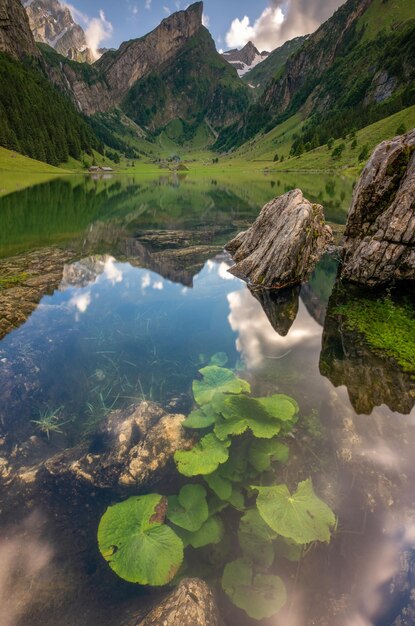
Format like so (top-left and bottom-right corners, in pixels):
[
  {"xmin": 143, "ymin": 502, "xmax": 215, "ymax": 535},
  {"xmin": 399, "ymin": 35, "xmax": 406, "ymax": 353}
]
[{"xmin": 0, "ymin": 172, "xmax": 414, "ymax": 626}]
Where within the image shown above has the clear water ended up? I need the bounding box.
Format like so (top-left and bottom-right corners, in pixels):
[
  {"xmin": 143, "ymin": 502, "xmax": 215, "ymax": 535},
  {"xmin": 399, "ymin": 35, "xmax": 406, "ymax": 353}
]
[{"xmin": 0, "ymin": 173, "xmax": 414, "ymax": 626}]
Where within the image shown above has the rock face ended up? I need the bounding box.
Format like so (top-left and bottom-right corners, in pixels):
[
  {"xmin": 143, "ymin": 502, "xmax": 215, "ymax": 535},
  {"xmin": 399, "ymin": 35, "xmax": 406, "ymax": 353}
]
[
  {"xmin": 221, "ymin": 41, "xmax": 269, "ymax": 77},
  {"xmin": 226, "ymin": 189, "xmax": 332, "ymax": 288},
  {"xmin": 96, "ymin": 2, "xmax": 203, "ymax": 105},
  {"xmin": 23, "ymin": 0, "xmax": 94, "ymax": 62},
  {"xmin": 260, "ymin": 0, "xmax": 371, "ymax": 119},
  {"xmin": 0, "ymin": 0, "xmax": 40, "ymax": 59},
  {"xmin": 341, "ymin": 130, "xmax": 415, "ymax": 285},
  {"xmin": 43, "ymin": 401, "xmax": 194, "ymax": 490},
  {"xmin": 137, "ymin": 578, "xmax": 222, "ymax": 626}
]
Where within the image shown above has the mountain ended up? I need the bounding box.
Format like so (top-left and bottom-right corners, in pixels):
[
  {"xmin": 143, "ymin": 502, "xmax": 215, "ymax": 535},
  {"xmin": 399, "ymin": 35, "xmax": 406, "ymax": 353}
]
[
  {"xmin": 40, "ymin": 2, "xmax": 250, "ymax": 138},
  {"xmin": 0, "ymin": 0, "xmax": 39, "ymax": 59},
  {"xmin": 22, "ymin": 0, "xmax": 95, "ymax": 63},
  {"xmin": 0, "ymin": 0, "xmax": 102, "ymax": 163},
  {"xmin": 221, "ymin": 41, "xmax": 269, "ymax": 77},
  {"xmin": 122, "ymin": 26, "xmax": 250, "ymax": 137},
  {"xmin": 216, "ymin": 0, "xmax": 415, "ymax": 151},
  {"xmin": 241, "ymin": 36, "xmax": 306, "ymax": 93}
]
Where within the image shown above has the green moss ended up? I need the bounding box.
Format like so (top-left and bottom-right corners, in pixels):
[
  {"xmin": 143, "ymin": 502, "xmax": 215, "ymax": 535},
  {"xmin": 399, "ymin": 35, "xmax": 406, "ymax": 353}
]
[
  {"xmin": 0, "ymin": 271, "xmax": 29, "ymax": 289},
  {"xmin": 336, "ymin": 296, "xmax": 415, "ymax": 375}
]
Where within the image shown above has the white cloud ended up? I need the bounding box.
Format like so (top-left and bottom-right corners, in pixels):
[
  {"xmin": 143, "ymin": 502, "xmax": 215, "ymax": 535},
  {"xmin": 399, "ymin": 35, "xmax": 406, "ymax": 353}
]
[
  {"xmin": 202, "ymin": 13, "xmax": 210, "ymax": 28},
  {"xmin": 226, "ymin": 8, "xmax": 284, "ymax": 51},
  {"xmin": 85, "ymin": 10, "xmax": 113, "ymax": 59},
  {"xmin": 145, "ymin": 0, "xmax": 152, "ymax": 9},
  {"xmin": 153, "ymin": 280, "xmax": 164, "ymax": 290},
  {"xmin": 69, "ymin": 291, "xmax": 91, "ymax": 313},
  {"xmin": 141, "ymin": 272, "xmax": 151, "ymax": 290},
  {"xmin": 225, "ymin": 0, "xmax": 345, "ymax": 52},
  {"xmin": 163, "ymin": 5, "xmax": 171, "ymax": 15},
  {"xmin": 103, "ymin": 257, "xmax": 123, "ymax": 285}
]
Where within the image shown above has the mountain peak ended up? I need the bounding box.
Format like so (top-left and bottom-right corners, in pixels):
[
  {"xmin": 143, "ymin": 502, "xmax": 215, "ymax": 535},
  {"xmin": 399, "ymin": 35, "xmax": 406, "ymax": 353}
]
[{"xmin": 222, "ymin": 39, "xmax": 270, "ymax": 77}]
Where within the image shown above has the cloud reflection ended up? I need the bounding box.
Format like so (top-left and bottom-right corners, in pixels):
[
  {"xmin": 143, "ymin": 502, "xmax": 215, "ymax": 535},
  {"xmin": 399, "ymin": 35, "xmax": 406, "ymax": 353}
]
[
  {"xmin": 0, "ymin": 513, "xmax": 53, "ymax": 626},
  {"xmin": 227, "ymin": 288, "xmax": 321, "ymax": 368}
]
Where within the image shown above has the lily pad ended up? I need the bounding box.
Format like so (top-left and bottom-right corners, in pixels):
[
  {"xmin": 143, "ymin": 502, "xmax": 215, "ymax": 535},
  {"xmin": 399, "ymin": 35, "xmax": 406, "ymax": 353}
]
[
  {"xmin": 204, "ymin": 471, "xmax": 233, "ymax": 501},
  {"xmin": 255, "ymin": 478, "xmax": 336, "ymax": 544},
  {"xmin": 167, "ymin": 484, "xmax": 209, "ymax": 531},
  {"xmin": 182, "ymin": 404, "xmax": 217, "ymax": 429},
  {"xmin": 213, "ymin": 394, "xmax": 282, "ymax": 440},
  {"xmin": 238, "ymin": 509, "xmax": 277, "ymax": 568},
  {"xmin": 248, "ymin": 438, "xmax": 289, "ymax": 472},
  {"xmin": 222, "ymin": 558, "xmax": 286, "ymax": 620},
  {"xmin": 175, "ymin": 515, "xmax": 225, "ymax": 548},
  {"xmin": 174, "ymin": 433, "xmax": 231, "ymax": 477},
  {"xmin": 98, "ymin": 494, "xmax": 183, "ymax": 586},
  {"xmin": 193, "ymin": 366, "xmax": 250, "ymax": 406},
  {"xmin": 210, "ymin": 352, "xmax": 228, "ymax": 367},
  {"xmin": 257, "ymin": 394, "xmax": 299, "ymax": 421}
]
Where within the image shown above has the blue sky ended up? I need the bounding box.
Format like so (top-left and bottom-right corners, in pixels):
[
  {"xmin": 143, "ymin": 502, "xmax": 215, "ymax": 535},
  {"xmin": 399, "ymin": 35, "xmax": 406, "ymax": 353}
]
[{"xmin": 67, "ymin": 0, "xmax": 345, "ymax": 55}]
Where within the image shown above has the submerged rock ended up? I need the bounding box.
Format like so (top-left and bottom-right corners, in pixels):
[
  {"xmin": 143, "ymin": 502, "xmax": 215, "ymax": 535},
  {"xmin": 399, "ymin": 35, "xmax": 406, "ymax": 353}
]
[
  {"xmin": 42, "ymin": 401, "xmax": 195, "ymax": 490},
  {"xmin": 341, "ymin": 129, "xmax": 415, "ymax": 285},
  {"xmin": 226, "ymin": 189, "xmax": 332, "ymax": 288},
  {"xmin": 137, "ymin": 578, "xmax": 222, "ymax": 626}
]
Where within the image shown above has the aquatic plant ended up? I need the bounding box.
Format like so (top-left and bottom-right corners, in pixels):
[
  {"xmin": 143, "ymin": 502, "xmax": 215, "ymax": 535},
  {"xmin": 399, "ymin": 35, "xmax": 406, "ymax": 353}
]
[
  {"xmin": 31, "ymin": 406, "xmax": 70, "ymax": 439},
  {"xmin": 335, "ymin": 294, "xmax": 415, "ymax": 376},
  {"xmin": 98, "ymin": 365, "xmax": 336, "ymax": 620}
]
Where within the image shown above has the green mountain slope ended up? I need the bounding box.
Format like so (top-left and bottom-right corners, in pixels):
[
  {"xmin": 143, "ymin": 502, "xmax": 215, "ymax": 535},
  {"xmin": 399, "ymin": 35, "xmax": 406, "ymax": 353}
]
[
  {"xmin": 216, "ymin": 0, "xmax": 415, "ymax": 152},
  {"xmin": 122, "ymin": 27, "xmax": 251, "ymax": 141},
  {"xmin": 0, "ymin": 53, "xmax": 102, "ymax": 164},
  {"xmin": 242, "ymin": 36, "xmax": 306, "ymax": 94}
]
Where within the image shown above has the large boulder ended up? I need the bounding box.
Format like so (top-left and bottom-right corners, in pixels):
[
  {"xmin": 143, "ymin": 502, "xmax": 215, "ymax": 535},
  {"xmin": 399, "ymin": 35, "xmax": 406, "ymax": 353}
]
[
  {"xmin": 136, "ymin": 578, "xmax": 222, "ymax": 626},
  {"xmin": 226, "ymin": 189, "xmax": 332, "ymax": 288},
  {"xmin": 41, "ymin": 401, "xmax": 195, "ymax": 490},
  {"xmin": 341, "ymin": 129, "xmax": 415, "ymax": 285}
]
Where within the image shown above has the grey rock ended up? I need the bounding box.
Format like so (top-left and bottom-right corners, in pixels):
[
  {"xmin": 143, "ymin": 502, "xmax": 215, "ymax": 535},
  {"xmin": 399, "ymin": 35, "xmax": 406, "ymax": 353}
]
[
  {"xmin": 341, "ymin": 129, "xmax": 415, "ymax": 285},
  {"xmin": 136, "ymin": 578, "xmax": 222, "ymax": 626},
  {"xmin": 226, "ymin": 189, "xmax": 332, "ymax": 288},
  {"xmin": 43, "ymin": 401, "xmax": 195, "ymax": 490},
  {"xmin": 0, "ymin": 0, "xmax": 40, "ymax": 59}
]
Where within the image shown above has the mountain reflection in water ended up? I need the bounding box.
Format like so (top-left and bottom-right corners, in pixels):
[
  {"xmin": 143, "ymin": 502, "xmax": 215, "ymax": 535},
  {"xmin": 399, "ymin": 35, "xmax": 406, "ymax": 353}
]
[{"xmin": 0, "ymin": 174, "xmax": 414, "ymax": 626}]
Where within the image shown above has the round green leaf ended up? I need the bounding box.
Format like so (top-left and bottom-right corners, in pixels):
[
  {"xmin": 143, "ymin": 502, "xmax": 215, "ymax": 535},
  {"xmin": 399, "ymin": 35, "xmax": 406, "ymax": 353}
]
[
  {"xmin": 204, "ymin": 471, "xmax": 233, "ymax": 501},
  {"xmin": 167, "ymin": 484, "xmax": 209, "ymax": 531},
  {"xmin": 182, "ymin": 405, "xmax": 217, "ymax": 430},
  {"xmin": 248, "ymin": 439, "xmax": 289, "ymax": 472},
  {"xmin": 255, "ymin": 478, "xmax": 336, "ymax": 544},
  {"xmin": 174, "ymin": 515, "xmax": 225, "ymax": 548},
  {"xmin": 193, "ymin": 366, "xmax": 250, "ymax": 406},
  {"xmin": 238, "ymin": 509, "xmax": 277, "ymax": 568},
  {"xmin": 98, "ymin": 495, "xmax": 184, "ymax": 586},
  {"xmin": 222, "ymin": 559, "xmax": 286, "ymax": 620},
  {"xmin": 174, "ymin": 433, "xmax": 231, "ymax": 477},
  {"xmin": 213, "ymin": 394, "xmax": 282, "ymax": 440},
  {"xmin": 210, "ymin": 352, "xmax": 228, "ymax": 366},
  {"xmin": 257, "ymin": 394, "xmax": 299, "ymax": 421}
]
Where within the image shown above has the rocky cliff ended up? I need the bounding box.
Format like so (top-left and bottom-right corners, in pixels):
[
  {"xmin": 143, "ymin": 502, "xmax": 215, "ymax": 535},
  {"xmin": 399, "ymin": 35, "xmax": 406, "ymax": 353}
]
[
  {"xmin": 221, "ymin": 41, "xmax": 269, "ymax": 77},
  {"xmin": 341, "ymin": 130, "xmax": 415, "ymax": 285},
  {"xmin": 0, "ymin": 0, "xmax": 39, "ymax": 59},
  {"xmin": 122, "ymin": 25, "xmax": 250, "ymax": 134},
  {"xmin": 23, "ymin": 0, "xmax": 94, "ymax": 62},
  {"xmin": 97, "ymin": 2, "xmax": 204, "ymax": 105},
  {"xmin": 260, "ymin": 0, "xmax": 372, "ymax": 118},
  {"xmin": 40, "ymin": 2, "xmax": 208, "ymax": 117}
]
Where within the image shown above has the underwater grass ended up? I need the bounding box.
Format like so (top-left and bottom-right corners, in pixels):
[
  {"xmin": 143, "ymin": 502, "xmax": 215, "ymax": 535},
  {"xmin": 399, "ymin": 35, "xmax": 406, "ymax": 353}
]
[
  {"xmin": 0, "ymin": 272, "xmax": 29, "ymax": 289},
  {"xmin": 336, "ymin": 296, "xmax": 415, "ymax": 376}
]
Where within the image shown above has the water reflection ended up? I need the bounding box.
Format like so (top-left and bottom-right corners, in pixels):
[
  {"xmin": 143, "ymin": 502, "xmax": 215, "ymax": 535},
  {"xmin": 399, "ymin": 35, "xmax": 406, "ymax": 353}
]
[{"xmin": 320, "ymin": 284, "xmax": 415, "ymax": 415}]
